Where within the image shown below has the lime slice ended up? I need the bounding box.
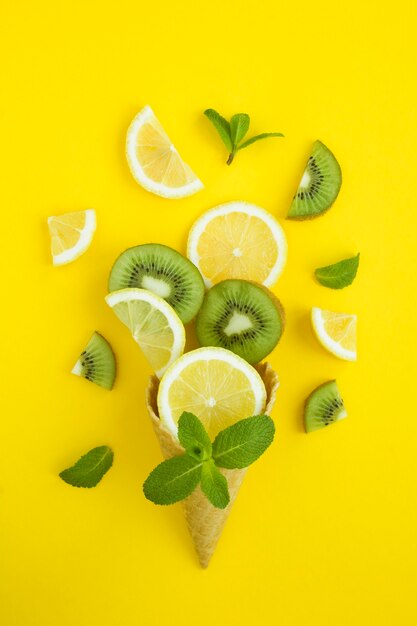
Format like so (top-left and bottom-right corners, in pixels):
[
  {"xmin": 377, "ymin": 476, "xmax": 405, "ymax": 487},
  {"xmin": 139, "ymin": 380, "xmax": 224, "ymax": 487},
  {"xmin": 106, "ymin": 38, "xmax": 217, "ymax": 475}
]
[{"xmin": 105, "ymin": 288, "xmax": 185, "ymax": 378}]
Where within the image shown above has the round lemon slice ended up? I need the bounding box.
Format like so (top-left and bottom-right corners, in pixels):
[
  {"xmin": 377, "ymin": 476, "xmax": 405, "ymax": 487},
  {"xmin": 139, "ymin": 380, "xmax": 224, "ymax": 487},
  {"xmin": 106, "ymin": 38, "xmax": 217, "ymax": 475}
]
[
  {"xmin": 126, "ymin": 105, "xmax": 203, "ymax": 199},
  {"xmin": 157, "ymin": 347, "xmax": 267, "ymax": 439},
  {"xmin": 187, "ymin": 201, "xmax": 287, "ymax": 288},
  {"xmin": 105, "ymin": 288, "xmax": 185, "ymax": 378},
  {"xmin": 47, "ymin": 209, "xmax": 96, "ymax": 266},
  {"xmin": 311, "ymin": 307, "xmax": 357, "ymax": 361}
]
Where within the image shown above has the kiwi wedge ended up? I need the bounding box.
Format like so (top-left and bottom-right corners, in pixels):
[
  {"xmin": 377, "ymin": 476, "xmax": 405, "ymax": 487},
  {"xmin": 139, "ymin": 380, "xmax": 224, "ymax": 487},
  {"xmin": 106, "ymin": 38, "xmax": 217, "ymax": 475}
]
[
  {"xmin": 72, "ymin": 332, "xmax": 116, "ymax": 390},
  {"xmin": 196, "ymin": 279, "xmax": 285, "ymax": 364},
  {"xmin": 287, "ymin": 140, "xmax": 342, "ymax": 219},
  {"xmin": 108, "ymin": 243, "xmax": 204, "ymax": 324},
  {"xmin": 304, "ymin": 380, "xmax": 347, "ymax": 433}
]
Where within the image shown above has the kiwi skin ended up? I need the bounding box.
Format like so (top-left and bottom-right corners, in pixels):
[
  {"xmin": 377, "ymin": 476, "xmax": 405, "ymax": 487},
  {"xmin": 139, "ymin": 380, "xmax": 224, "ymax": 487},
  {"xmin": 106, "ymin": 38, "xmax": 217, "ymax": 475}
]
[
  {"xmin": 304, "ymin": 380, "xmax": 347, "ymax": 433},
  {"xmin": 196, "ymin": 279, "xmax": 285, "ymax": 364}
]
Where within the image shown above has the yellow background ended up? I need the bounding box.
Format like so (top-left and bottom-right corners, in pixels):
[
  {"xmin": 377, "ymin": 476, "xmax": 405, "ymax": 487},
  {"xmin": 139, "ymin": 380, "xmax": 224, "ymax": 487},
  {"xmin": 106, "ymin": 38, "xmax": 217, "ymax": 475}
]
[{"xmin": 1, "ymin": 1, "xmax": 417, "ymax": 624}]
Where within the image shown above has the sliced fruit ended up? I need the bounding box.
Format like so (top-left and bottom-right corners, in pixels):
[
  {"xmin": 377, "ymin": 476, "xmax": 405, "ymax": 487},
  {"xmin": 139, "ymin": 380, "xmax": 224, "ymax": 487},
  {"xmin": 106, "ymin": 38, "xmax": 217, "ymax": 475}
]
[
  {"xmin": 287, "ymin": 141, "xmax": 342, "ymax": 219},
  {"xmin": 126, "ymin": 105, "xmax": 203, "ymax": 198},
  {"xmin": 157, "ymin": 347, "xmax": 267, "ymax": 439},
  {"xmin": 311, "ymin": 307, "xmax": 357, "ymax": 361},
  {"xmin": 72, "ymin": 332, "xmax": 116, "ymax": 390},
  {"xmin": 108, "ymin": 243, "xmax": 205, "ymax": 323},
  {"xmin": 47, "ymin": 209, "xmax": 96, "ymax": 266},
  {"xmin": 304, "ymin": 380, "xmax": 347, "ymax": 433},
  {"xmin": 187, "ymin": 201, "xmax": 287, "ymax": 288},
  {"xmin": 105, "ymin": 288, "xmax": 185, "ymax": 378},
  {"xmin": 196, "ymin": 279, "xmax": 285, "ymax": 364}
]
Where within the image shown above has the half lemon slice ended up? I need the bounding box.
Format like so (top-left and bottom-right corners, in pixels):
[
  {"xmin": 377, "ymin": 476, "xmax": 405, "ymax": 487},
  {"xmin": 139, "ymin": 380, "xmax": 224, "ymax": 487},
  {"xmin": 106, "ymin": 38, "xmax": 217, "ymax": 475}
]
[
  {"xmin": 311, "ymin": 307, "xmax": 357, "ymax": 361},
  {"xmin": 47, "ymin": 209, "xmax": 96, "ymax": 266},
  {"xmin": 157, "ymin": 347, "xmax": 267, "ymax": 439},
  {"xmin": 105, "ymin": 288, "xmax": 185, "ymax": 378},
  {"xmin": 126, "ymin": 105, "xmax": 203, "ymax": 199}
]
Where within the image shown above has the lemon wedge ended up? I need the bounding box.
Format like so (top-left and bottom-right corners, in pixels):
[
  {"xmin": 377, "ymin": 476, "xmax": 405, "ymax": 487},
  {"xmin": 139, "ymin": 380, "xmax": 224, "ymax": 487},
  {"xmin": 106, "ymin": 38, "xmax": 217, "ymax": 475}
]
[
  {"xmin": 126, "ymin": 105, "xmax": 203, "ymax": 199},
  {"xmin": 47, "ymin": 209, "xmax": 96, "ymax": 266},
  {"xmin": 311, "ymin": 307, "xmax": 357, "ymax": 361}
]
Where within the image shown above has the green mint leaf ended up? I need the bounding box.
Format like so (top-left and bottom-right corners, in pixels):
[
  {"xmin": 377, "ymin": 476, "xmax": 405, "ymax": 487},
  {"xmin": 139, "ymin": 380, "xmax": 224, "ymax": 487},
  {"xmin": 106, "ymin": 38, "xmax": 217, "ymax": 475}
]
[
  {"xmin": 59, "ymin": 445, "xmax": 113, "ymax": 488},
  {"xmin": 315, "ymin": 253, "xmax": 360, "ymax": 289},
  {"xmin": 204, "ymin": 109, "xmax": 233, "ymax": 152},
  {"xmin": 178, "ymin": 412, "xmax": 212, "ymax": 461},
  {"xmin": 238, "ymin": 132, "xmax": 284, "ymax": 151},
  {"xmin": 200, "ymin": 460, "xmax": 230, "ymax": 509},
  {"xmin": 212, "ymin": 415, "xmax": 275, "ymax": 469},
  {"xmin": 143, "ymin": 455, "xmax": 202, "ymax": 505},
  {"xmin": 230, "ymin": 113, "xmax": 250, "ymax": 148}
]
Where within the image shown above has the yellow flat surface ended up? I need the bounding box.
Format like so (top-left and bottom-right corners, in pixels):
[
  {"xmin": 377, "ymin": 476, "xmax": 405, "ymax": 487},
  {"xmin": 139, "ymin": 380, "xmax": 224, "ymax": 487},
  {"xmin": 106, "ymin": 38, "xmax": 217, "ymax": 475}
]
[{"xmin": 1, "ymin": 1, "xmax": 416, "ymax": 624}]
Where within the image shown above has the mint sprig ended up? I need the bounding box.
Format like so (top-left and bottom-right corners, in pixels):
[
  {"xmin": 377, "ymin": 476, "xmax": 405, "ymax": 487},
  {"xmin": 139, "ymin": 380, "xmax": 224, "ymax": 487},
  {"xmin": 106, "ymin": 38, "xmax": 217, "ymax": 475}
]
[
  {"xmin": 204, "ymin": 109, "xmax": 284, "ymax": 165},
  {"xmin": 143, "ymin": 412, "xmax": 275, "ymax": 509},
  {"xmin": 315, "ymin": 253, "xmax": 360, "ymax": 289},
  {"xmin": 59, "ymin": 445, "xmax": 113, "ymax": 488}
]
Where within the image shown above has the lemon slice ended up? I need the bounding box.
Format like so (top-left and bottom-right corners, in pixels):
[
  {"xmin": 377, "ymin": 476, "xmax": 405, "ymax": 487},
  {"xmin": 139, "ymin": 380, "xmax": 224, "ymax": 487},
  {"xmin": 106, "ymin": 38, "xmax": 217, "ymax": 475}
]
[
  {"xmin": 105, "ymin": 288, "xmax": 185, "ymax": 378},
  {"xmin": 126, "ymin": 105, "xmax": 203, "ymax": 199},
  {"xmin": 187, "ymin": 201, "xmax": 287, "ymax": 288},
  {"xmin": 157, "ymin": 347, "xmax": 267, "ymax": 439},
  {"xmin": 47, "ymin": 209, "xmax": 96, "ymax": 266},
  {"xmin": 311, "ymin": 307, "xmax": 357, "ymax": 361}
]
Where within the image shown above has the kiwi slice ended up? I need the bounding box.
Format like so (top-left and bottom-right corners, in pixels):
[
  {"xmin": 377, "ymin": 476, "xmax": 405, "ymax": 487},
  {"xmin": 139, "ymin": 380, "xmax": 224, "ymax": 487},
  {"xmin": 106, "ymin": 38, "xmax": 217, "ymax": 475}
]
[
  {"xmin": 108, "ymin": 243, "xmax": 204, "ymax": 323},
  {"xmin": 304, "ymin": 380, "xmax": 347, "ymax": 433},
  {"xmin": 71, "ymin": 332, "xmax": 116, "ymax": 390},
  {"xmin": 196, "ymin": 279, "xmax": 285, "ymax": 364},
  {"xmin": 287, "ymin": 140, "xmax": 342, "ymax": 219}
]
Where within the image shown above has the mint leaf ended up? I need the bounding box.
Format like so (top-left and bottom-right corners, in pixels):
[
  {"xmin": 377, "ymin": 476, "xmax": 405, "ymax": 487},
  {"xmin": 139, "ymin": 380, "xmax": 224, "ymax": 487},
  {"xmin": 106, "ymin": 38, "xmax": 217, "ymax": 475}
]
[
  {"xmin": 178, "ymin": 412, "xmax": 212, "ymax": 461},
  {"xmin": 200, "ymin": 460, "xmax": 230, "ymax": 509},
  {"xmin": 59, "ymin": 445, "xmax": 113, "ymax": 488},
  {"xmin": 230, "ymin": 113, "xmax": 250, "ymax": 147},
  {"xmin": 212, "ymin": 415, "xmax": 275, "ymax": 469},
  {"xmin": 315, "ymin": 253, "xmax": 360, "ymax": 289},
  {"xmin": 204, "ymin": 109, "xmax": 233, "ymax": 152},
  {"xmin": 143, "ymin": 455, "xmax": 202, "ymax": 505},
  {"xmin": 238, "ymin": 132, "xmax": 284, "ymax": 151}
]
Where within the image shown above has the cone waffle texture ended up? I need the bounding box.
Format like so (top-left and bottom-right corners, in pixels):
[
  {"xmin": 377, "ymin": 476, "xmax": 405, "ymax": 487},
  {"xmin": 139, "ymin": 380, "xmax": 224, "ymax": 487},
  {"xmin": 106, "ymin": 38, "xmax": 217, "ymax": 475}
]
[{"xmin": 145, "ymin": 361, "xmax": 279, "ymax": 568}]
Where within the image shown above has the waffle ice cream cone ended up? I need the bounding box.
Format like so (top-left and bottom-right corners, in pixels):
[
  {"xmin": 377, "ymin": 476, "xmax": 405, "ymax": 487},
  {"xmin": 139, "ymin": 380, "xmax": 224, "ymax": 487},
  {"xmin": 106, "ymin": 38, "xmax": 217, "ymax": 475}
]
[{"xmin": 145, "ymin": 361, "xmax": 279, "ymax": 568}]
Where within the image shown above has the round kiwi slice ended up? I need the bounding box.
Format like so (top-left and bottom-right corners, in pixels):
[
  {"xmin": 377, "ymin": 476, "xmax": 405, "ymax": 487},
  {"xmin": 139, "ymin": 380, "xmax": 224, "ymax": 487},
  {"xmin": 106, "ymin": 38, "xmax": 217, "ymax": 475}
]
[
  {"xmin": 304, "ymin": 380, "xmax": 347, "ymax": 433},
  {"xmin": 71, "ymin": 332, "xmax": 116, "ymax": 390},
  {"xmin": 196, "ymin": 279, "xmax": 285, "ymax": 364},
  {"xmin": 108, "ymin": 243, "xmax": 205, "ymax": 324},
  {"xmin": 287, "ymin": 140, "xmax": 342, "ymax": 219}
]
